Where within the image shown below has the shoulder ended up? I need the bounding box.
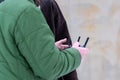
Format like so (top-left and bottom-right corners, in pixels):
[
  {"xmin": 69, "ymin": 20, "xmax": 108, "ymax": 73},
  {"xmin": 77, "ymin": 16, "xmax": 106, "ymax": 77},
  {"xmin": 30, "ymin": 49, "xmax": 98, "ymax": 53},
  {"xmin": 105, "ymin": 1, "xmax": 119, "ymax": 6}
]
[{"xmin": 0, "ymin": 0, "xmax": 36, "ymax": 17}]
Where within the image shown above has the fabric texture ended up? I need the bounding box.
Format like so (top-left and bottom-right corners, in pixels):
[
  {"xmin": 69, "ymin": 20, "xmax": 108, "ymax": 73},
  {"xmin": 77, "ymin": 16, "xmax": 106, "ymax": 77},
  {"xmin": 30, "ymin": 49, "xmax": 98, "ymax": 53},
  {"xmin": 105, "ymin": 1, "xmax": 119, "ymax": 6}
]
[
  {"xmin": 40, "ymin": 0, "xmax": 72, "ymax": 46},
  {"xmin": 0, "ymin": 0, "xmax": 81, "ymax": 80},
  {"xmin": 39, "ymin": 0, "xmax": 78, "ymax": 80}
]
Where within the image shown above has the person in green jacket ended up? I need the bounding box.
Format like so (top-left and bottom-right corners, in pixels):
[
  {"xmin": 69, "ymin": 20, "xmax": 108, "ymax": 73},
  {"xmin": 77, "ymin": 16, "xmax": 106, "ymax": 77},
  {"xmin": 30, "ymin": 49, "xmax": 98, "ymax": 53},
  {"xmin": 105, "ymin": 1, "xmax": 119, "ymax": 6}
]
[{"xmin": 0, "ymin": 0, "xmax": 88, "ymax": 80}]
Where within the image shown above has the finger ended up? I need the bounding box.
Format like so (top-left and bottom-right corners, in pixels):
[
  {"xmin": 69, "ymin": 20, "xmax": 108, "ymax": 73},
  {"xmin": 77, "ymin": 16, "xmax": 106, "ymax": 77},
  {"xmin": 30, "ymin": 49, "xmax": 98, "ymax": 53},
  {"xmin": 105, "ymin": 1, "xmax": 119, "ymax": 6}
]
[
  {"xmin": 60, "ymin": 45, "xmax": 69, "ymax": 50},
  {"xmin": 59, "ymin": 38, "xmax": 67, "ymax": 44},
  {"xmin": 62, "ymin": 45, "xmax": 69, "ymax": 48}
]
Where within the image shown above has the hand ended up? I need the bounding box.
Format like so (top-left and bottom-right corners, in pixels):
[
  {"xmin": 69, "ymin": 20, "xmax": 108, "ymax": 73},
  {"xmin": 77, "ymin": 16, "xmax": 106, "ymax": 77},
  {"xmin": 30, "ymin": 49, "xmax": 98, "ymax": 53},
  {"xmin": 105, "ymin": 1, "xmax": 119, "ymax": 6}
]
[
  {"xmin": 55, "ymin": 38, "xmax": 69, "ymax": 50},
  {"xmin": 72, "ymin": 42, "xmax": 89, "ymax": 62}
]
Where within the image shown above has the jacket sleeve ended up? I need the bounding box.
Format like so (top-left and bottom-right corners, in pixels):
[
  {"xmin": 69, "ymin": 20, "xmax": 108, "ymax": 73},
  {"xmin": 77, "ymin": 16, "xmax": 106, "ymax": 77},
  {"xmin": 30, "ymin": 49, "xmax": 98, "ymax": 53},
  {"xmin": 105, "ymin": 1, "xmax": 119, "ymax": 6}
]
[
  {"xmin": 14, "ymin": 6, "xmax": 81, "ymax": 79},
  {"xmin": 40, "ymin": 0, "xmax": 72, "ymax": 46},
  {"xmin": 52, "ymin": 1, "xmax": 72, "ymax": 46}
]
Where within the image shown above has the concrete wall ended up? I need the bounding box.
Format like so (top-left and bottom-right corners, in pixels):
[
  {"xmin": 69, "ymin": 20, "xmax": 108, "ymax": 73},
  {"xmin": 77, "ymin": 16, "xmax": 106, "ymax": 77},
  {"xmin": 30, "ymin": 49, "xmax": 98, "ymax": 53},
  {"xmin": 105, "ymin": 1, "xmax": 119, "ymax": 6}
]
[{"xmin": 56, "ymin": 0, "xmax": 120, "ymax": 80}]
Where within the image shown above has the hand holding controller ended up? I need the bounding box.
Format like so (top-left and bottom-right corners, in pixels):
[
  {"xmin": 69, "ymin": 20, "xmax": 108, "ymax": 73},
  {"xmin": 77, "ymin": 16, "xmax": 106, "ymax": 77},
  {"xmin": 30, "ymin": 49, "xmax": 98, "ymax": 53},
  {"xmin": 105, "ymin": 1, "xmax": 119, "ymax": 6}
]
[{"xmin": 72, "ymin": 36, "xmax": 89, "ymax": 62}]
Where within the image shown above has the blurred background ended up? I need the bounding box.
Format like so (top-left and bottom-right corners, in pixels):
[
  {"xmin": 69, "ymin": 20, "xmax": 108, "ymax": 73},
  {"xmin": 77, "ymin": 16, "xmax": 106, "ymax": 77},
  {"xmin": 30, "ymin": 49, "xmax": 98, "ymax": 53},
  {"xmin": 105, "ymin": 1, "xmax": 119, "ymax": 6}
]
[{"xmin": 56, "ymin": 0, "xmax": 120, "ymax": 80}]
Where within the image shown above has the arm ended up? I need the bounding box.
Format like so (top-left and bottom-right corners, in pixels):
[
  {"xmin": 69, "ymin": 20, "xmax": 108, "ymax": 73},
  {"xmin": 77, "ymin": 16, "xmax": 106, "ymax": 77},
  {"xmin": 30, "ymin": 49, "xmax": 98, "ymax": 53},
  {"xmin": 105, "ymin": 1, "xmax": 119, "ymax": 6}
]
[
  {"xmin": 40, "ymin": 0, "xmax": 72, "ymax": 46},
  {"xmin": 14, "ymin": 6, "xmax": 81, "ymax": 79},
  {"xmin": 52, "ymin": 1, "xmax": 72, "ymax": 46}
]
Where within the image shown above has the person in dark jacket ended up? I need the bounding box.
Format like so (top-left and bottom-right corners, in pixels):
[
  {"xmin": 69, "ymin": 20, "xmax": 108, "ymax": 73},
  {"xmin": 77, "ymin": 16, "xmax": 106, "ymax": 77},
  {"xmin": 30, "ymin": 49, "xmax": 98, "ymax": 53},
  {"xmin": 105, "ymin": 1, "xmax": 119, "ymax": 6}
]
[{"xmin": 34, "ymin": 0, "xmax": 78, "ymax": 80}]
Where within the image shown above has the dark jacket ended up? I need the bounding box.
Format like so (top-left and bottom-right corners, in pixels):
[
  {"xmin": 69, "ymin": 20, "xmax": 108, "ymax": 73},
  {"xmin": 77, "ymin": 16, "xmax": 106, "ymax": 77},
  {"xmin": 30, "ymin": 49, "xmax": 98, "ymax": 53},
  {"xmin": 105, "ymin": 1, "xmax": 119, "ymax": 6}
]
[
  {"xmin": 39, "ymin": 0, "xmax": 78, "ymax": 80},
  {"xmin": 0, "ymin": 0, "xmax": 81, "ymax": 80},
  {"xmin": 0, "ymin": 0, "xmax": 4, "ymax": 3},
  {"xmin": 40, "ymin": 0, "xmax": 72, "ymax": 46}
]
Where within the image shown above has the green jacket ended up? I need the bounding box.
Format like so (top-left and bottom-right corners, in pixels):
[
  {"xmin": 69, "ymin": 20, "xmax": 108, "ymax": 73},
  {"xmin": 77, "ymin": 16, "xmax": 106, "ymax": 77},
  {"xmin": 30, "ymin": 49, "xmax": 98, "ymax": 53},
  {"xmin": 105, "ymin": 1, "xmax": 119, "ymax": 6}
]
[{"xmin": 0, "ymin": 0, "xmax": 81, "ymax": 80}]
